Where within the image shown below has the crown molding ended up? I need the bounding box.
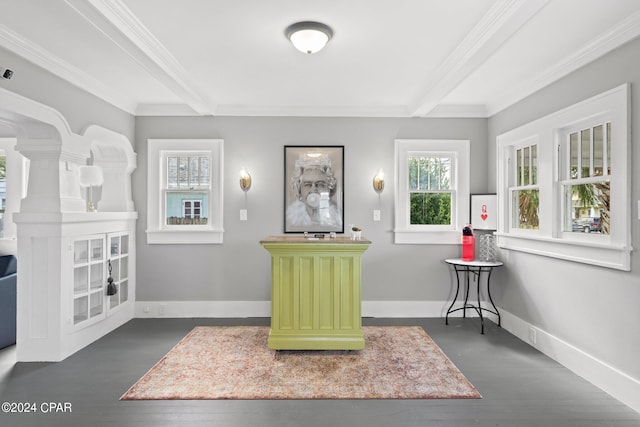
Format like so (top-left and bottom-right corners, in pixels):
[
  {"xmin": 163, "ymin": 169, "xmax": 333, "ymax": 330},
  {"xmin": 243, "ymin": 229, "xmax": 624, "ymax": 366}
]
[
  {"xmin": 426, "ymin": 104, "xmax": 488, "ymax": 118},
  {"xmin": 137, "ymin": 102, "xmax": 490, "ymax": 118},
  {"xmin": 486, "ymin": 10, "xmax": 640, "ymax": 116},
  {"xmin": 410, "ymin": 0, "xmax": 551, "ymax": 117},
  {"xmin": 66, "ymin": 0, "xmax": 215, "ymax": 115},
  {"xmin": 213, "ymin": 104, "xmax": 412, "ymax": 118},
  {"xmin": 0, "ymin": 24, "xmax": 137, "ymax": 114},
  {"xmin": 135, "ymin": 103, "xmax": 203, "ymax": 117}
]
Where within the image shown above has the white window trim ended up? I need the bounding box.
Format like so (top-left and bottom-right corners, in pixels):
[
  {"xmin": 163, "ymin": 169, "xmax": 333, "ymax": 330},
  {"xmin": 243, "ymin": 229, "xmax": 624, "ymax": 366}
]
[
  {"xmin": 496, "ymin": 84, "xmax": 631, "ymax": 270},
  {"xmin": 147, "ymin": 139, "xmax": 224, "ymax": 244},
  {"xmin": 394, "ymin": 139, "xmax": 470, "ymax": 244}
]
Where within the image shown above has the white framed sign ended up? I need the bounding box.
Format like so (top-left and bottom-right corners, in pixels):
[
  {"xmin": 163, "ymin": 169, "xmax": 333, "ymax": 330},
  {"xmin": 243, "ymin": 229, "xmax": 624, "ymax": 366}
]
[{"xmin": 471, "ymin": 194, "xmax": 497, "ymax": 230}]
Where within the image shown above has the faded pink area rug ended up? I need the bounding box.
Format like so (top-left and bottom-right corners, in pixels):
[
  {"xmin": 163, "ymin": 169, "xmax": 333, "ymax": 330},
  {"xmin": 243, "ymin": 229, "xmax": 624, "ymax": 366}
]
[{"xmin": 121, "ymin": 326, "xmax": 481, "ymax": 400}]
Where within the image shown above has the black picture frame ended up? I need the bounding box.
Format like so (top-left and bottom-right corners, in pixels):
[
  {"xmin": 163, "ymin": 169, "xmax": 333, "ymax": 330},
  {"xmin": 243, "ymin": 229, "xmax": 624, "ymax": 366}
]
[{"xmin": 284, "ymin": 145, "xmax": 344, "ymax": 233}]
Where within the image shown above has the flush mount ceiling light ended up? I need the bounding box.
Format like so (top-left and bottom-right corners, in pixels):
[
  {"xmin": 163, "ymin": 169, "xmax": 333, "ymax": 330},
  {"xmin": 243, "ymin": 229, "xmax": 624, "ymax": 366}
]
[{"xmin": 285, "ymin": 21, "xmax": 333, "ymax": 54}]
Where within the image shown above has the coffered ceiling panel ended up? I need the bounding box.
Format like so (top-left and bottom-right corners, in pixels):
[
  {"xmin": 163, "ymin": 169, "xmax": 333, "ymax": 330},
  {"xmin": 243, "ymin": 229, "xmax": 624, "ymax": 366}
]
[{"xmin": 1, "ymin": 0, "xmax": 638, "ymax": 117}]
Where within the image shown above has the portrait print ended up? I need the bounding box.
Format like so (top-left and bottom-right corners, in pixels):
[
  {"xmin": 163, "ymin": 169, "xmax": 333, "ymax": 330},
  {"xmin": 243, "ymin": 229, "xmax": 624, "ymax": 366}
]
[{"xmin": 284, "ymin": 146, "xmax": 344, "ymax": 233}]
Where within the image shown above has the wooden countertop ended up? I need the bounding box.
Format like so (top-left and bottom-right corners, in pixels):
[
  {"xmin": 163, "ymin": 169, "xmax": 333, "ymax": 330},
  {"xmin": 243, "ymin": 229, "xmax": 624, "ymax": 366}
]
[{"xmin": 260, "ymin": 235, "xmax": 371, "ymax": 244}]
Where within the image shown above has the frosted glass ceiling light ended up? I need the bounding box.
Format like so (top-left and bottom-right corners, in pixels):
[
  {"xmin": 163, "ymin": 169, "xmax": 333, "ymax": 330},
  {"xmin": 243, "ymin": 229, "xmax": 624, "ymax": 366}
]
[{"xmin": 286, "ymin": 21, "xmax": 333, "ymax": 54}]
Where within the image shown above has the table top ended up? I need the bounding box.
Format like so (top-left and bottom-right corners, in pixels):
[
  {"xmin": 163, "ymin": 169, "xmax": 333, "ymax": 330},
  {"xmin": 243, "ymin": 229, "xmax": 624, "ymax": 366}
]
[
  {"xmin": 444, "ymin": 258, "xmax": 503, "ymax": 268},
  {"xmin": 260, "ymin": 235, "xmax": 371, "ymax": 244}
]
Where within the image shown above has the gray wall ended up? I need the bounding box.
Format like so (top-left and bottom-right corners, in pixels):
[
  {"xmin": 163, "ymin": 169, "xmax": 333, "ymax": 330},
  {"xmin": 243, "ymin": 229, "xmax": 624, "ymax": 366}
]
[
  {"xmin": 133, "ymin": 116, "xmax": 488, "ymax": 302},
  {"xmin": 488, "ymin": 37, "xmax": 640, "ymax": 381}
]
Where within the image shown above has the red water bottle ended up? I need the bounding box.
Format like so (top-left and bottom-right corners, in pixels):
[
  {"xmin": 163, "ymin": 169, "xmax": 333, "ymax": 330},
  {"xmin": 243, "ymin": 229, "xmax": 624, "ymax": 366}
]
[{"xmin": 461, "ymin": 225, "xmax": 475, "ymax": 261}]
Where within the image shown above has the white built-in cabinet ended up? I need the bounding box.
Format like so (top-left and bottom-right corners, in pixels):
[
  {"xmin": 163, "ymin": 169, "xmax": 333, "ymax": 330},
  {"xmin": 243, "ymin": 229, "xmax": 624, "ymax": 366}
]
[{"xmin": 72, "ymin": 231, "xmax": 130, "ymax": 328}]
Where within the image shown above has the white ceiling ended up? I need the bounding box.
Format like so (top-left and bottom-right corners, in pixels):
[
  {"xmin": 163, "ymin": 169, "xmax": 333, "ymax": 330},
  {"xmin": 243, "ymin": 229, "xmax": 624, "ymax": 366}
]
[{"xmin": 1, "ymin": 0, "xmax": 640, "ymax": 118}]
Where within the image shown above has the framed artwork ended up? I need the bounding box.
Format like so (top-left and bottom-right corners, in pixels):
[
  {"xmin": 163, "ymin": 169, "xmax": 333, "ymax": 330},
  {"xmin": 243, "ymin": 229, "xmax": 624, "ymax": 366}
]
[
  {"xmin": 470, "ymin": 194, "xmax": 497, "ymax": 230},
  {"xmin": 284, "ymin": 145, "xmax": 344, "ymax": 233}
]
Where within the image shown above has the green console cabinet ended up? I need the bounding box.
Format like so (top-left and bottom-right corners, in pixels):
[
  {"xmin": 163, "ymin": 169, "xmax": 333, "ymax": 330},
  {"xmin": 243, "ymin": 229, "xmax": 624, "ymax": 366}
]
[{"xmin": 260, "ymin": 236, "xmax": 371, "ymax": 350}]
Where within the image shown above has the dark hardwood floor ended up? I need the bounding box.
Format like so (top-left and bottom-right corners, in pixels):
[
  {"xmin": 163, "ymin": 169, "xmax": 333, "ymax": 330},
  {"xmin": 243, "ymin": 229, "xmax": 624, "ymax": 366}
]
[{"xmin": 0, "ymin": 317, "xmax": 638, "ymax": 427}]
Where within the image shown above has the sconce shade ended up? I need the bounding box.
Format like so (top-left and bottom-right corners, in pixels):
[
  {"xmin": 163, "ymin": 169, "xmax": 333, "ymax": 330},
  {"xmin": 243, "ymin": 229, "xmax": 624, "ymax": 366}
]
[
  {"xmin": 239, "ymin": 168, "xmax": 252, "ymax": 192},
  {"xmin": 373, "ymin": 169, "xmax": 385, "ymax": 194},
  {"xmin": 79, "ymin": 165, "xmax": 104, "ymax": 212},
  {"xmin": 286, "ymin": 21, "xmax": 333, "ymax": 54},
  {"xmin": 78, "ymin": 165, "xmax": 104, "ymax": 187}
]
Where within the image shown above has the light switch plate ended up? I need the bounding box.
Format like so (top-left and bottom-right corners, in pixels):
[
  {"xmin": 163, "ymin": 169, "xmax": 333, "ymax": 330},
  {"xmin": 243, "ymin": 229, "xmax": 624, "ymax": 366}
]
[
  {"xmin": 373, "ymin": 210, "xmax": 381, "ymax": 221},
  {"xmin": 240, "ymin": 209, "xmax": 248, "ymax": 221}
]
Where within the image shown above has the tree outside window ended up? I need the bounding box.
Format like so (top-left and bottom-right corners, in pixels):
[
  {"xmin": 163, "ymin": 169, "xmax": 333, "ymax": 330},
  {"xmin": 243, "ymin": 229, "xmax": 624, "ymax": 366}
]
[{"xmin": 408, "ymin": 156, "xmax": 452, "ymax": 225}]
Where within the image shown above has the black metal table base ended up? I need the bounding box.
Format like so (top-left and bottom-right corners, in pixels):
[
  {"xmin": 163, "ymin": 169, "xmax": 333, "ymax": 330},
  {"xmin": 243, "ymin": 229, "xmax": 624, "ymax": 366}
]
[{"xmin": 445, "ymin": 263, "xmax": 501, "ymax": 334}]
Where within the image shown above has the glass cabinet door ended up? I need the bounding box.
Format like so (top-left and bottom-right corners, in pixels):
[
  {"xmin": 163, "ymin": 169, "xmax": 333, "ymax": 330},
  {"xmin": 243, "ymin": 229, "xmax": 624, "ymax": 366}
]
[
  {"xmin": 108, "ymin": 233, "xmax": 129, "ymax": 310},
  {"xmin": 72, "ymin": 232, "xmax": 131, "ymax": 328},
  {"xmin": 73, "ymin": 236, "xmax": 105, "ymax": 326}
]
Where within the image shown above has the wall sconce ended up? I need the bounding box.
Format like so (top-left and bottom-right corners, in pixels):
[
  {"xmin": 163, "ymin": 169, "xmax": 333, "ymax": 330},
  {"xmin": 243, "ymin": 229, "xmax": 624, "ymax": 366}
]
[
  {"xmin": 373, "ymin": 169, "xmax": 385, "ymax": 194},
  {"xmin": 78, "ymin": 165, "xmax": 104, "ymax": 212},
  {"xmin": 239, "ymin": 168, "xmax": 252, "ymax": 192}
]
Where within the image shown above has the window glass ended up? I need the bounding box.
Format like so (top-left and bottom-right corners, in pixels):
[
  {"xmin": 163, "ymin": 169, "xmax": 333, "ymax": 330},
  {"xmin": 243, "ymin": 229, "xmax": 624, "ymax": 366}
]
[
  {"xmin": 531, "ymin": 145, "xmax": 537, "ymax": 185},
  {"xmin": 510, "ymin": 144, "xmax": 539, "ymax": 231},
  {"xmin": 511, "ymin": 189, "xmax": 539, "ymax": 230},
  {"xmin": 570, "ymin": 132, "xmax": 579, "ymax": 178},
  {"xmin": 410, "ymin": 193, "xmax": 451, "ymax": 225},
  {"xmin": 163, "ymin": 154, "xmax": 211, "ymax": 226},
  {"xmin": 564, "ymin": 123, "xmax": 610, "ymax": 235},
  {"xmin": 593, "ymin": 124, "xmax": 603, "ymax": 176},
  {"xmin": 165, "ymin": 193, "xmax": 208, "ymax": 225},
  {"xmin": 581, "ymin": 129, "xmax": 590, "ymax": 178},
  {"xmin": 408, "ymin": 155, "xmax": 452, "ymax": 225}
]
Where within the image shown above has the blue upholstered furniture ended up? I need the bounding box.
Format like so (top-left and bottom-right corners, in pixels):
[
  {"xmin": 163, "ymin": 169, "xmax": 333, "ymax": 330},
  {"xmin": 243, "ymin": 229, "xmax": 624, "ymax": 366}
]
[{"xmin": 0, "ymin": 255, "xmax": 17, "ymax": 350}]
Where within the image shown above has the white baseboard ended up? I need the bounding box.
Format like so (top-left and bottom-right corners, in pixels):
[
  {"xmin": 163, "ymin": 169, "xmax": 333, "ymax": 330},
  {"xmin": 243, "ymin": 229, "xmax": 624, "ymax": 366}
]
[
  {"xmin": 499, "ymin": 308, "xmax": 640, "ymax": 414},
  {"xmin": 135, "ymin": 300, "xmax": 271, "ymax": 318},
  {"xmin": 134, "ymin": 300, "xmax": 487, "ymax": 319}
]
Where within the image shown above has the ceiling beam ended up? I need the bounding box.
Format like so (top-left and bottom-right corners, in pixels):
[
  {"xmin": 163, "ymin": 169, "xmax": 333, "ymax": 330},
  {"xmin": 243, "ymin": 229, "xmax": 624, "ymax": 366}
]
[
  {"xmin": 486, "ymin": 9, "xmax": 640, "ymax": 116},
  {"xmin": 409, "ymin": 0, "xmax": 551, "ymax": 117},
  {"xmin": 66, "ymin": 0, "xmax": 216, "ymax": 115}
]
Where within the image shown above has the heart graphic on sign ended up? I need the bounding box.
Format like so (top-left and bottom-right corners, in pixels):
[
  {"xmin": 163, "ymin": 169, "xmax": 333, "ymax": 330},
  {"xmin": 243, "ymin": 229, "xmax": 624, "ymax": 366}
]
[{"xmin": 481, "ymin": 213, "xmax": 488, "ymax": 221}]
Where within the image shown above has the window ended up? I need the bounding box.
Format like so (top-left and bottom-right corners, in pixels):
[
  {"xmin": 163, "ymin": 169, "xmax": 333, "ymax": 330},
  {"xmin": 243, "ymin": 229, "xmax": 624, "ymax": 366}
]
[
  {"xmin": 509, "ymin": 140, "xmax": 539, "ymax": 231},
  {"xmin": 182, "ymin": 200, "xmax": 202, "ymax": 220},
  {"xmin": 496, "ymin": 84, "xmax": 630, "ymax": 270},
  {"xmin": 394, "ymin": 139, "xmax": 470, "ymax": 244},
  {"xmin": 147, "ymin": 139, "xmax": 224, "ymax": 244},
  {"xmin": 561, "ymin": 122, "xmax": 610, "ymax": 235},
  {"xmin": 409, "ymin": 155, "xmax": 452, "ymax": 225},
  {"xmin": 164, "ymin": 154, "xmax": 209, "ymax": 225}
]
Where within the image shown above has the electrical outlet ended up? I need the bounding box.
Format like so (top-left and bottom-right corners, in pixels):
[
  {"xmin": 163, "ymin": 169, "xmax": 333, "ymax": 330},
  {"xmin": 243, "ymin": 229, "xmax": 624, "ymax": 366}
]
[
  {"xmin": 159, "ymin": 304, "xmax": 167, "ymax": 316},
  {"xmin": 240, "ymin": 209, "xmax": 248, "ymax": 221},
  {"xmin": 373, "ymin": 210, "xmax": 381, "ymax": 221}
]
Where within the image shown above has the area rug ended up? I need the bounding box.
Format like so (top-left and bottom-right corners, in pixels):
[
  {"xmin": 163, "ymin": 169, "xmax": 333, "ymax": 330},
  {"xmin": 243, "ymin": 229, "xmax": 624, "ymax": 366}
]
[{"xmin": 121, "ymin": 326, "xmax": 481, "ymax": 400}]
